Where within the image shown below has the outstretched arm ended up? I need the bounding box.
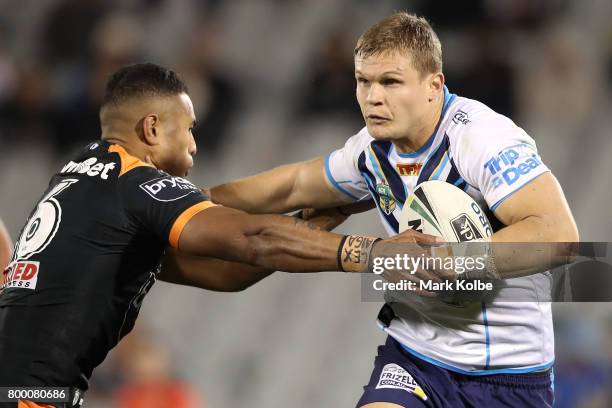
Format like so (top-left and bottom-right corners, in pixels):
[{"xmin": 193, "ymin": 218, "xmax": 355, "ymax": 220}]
[
  {"xmin": 209, "ymin": 157, "xmax": 354, "ymax": 213},
  {"xmin": 159, "ymin": 206, "xmax": 357, "ymax": 291},
  {"xmin": 159, "ymin": 248, "xmax": 273, "ymax": 292},
  {"xmin": 177, "ymin": 205, "xmax": 441, "ymax": 274}
]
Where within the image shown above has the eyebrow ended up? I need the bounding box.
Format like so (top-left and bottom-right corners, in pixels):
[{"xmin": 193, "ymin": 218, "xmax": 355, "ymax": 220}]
[{"xmin": 355, "ymin": 69, "xmax": 404, "ymax": 76}]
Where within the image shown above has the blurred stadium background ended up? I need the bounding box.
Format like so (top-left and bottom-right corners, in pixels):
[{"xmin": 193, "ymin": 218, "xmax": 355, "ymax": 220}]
[{"xmin": 1, "ymin": 0, "xmax": 611, "ymax": 407}]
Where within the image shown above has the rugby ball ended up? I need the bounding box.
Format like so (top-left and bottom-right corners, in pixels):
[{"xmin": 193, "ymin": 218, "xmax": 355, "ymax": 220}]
[{"xmin": 398, "ymin": 180, "xmax": 492, "ymax": 242}]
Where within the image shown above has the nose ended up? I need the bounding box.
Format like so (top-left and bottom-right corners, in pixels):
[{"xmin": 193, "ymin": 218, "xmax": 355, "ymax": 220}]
[
  {"xmin": 366, "ymin": 83, "xmax": 384, "ymax": 106},
  {"xmin": 189, "ymin": 135, "xmax": 197, "ymax": 157}
]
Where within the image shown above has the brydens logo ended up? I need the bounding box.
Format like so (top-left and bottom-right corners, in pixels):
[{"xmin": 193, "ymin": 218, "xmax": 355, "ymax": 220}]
[
  {"xmin": 140, "ymin": 176, "xmax": 199, "ymax": 202},
  {"xmin": 484, "ymin": 144, "xmax": 542, "ymax": 189}
]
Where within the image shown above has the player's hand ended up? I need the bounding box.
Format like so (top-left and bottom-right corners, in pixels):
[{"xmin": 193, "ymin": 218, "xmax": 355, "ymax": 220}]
[
  {"xmin": 296, "ymin": 200, "xmax": 376, "ymax": 231},
  {"xmin": 384, "ymin": 228, "xmax": 443, "ymax": 245},
  {"xmin": 295, "ymin": 207, "xmax": 348, "ymax": 231},
  {"xmin": 372, "ymin": 230, "xmax": 452, "ymax": 297}
]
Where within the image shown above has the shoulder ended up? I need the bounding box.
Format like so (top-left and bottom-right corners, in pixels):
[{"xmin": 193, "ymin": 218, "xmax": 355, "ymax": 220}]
[
  {"xmin": 444, "ymin": 96, "xmax": 536, "ymax": 155},
  {"xmin": 120, "ymin": 167, "xmax": 203, "ymax": 203},
  {"xmin": 343, "ymin": 127, "xmax": 375, "ymax": 153}
]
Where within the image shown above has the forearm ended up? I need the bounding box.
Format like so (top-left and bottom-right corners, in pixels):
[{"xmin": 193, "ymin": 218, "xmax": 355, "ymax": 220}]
[
  {"xmin": 210, "ymin": 157, "xmax": 351, "ymax": 214},
  {"xmin": 160, "ymin": 251, "xmax": 273, "ymax": 292},
  {"xmin": 486, "ymin": 215, "xmax": 578, "ymax": 278},
  {"xmin": 210, "ymin": 163, "xmax": 302, "ymax": 214},
  {"xmin": 241, "ymin": 215, "xmax": 344, "ymax": 272},
  {"xmin": 179, "ymin": 207, "xmax": 379, "ymax": 273},
  {"xmin": 482, "ymin": 173, "xmax": 579, "ymax": 278}
]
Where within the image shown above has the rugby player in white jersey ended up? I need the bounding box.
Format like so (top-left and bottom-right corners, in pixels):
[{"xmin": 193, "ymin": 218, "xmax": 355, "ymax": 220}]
[{"xmin": 210, "ymin": 12, "xmax": 578, "ymax": 408}]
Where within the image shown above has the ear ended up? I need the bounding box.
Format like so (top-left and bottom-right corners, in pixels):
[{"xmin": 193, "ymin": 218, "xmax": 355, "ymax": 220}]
[
  {"xmin": 141, "ymin": 113, "xmax": 160, "ymax": 146},
  {"xmin": 428, "ymin": 72, "xmax": 445, "ymax": 102}
]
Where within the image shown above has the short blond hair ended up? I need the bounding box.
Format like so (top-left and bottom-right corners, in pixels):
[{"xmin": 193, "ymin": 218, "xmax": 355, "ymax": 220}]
[{"xmin": 354, "ymin": 12, "xmax": 442, "ymax": 77}]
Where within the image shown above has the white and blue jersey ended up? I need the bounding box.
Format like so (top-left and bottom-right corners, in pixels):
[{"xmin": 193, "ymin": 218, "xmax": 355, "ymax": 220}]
[{"xmin": 325, "ymin": 86, "xmax": 554, "ymax": 374}]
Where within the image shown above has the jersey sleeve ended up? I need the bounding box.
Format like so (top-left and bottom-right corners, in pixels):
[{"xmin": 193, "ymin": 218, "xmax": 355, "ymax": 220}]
[
  {"xmin": 451, "ymin": 115, "xmax": 550, "ymax": 211},
  {"xmin": 324, "ymin": 128, "xmax": 372, "ymax": 202},
  {"xmin": 118, "ymin": 167, "xmax": 215, "ymax": 248}
]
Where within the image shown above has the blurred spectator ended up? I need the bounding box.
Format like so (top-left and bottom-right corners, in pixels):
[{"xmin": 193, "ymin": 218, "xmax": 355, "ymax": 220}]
[
  {"xmin": 553, "ymin": 312, "xmax": 612, "ymax": 408},
  {"xmin": 0, "ymin": 24, "xmax": 17, "ymax": 107},
  {"xmin": 178, "ymin": 23, "xmax": 240, "ymax": 157},
  {"xmin": 518, "ymin": 23, "xmax": 595, "ymax": 128},
  {"xmin": 418, "ymin": 0, "xmax": 560, "ymax": 30},
  {"xmin": 0, "ymin": 218, "xmax": 11, "ymax": 270},
  {"xmin": 295, "ymin": 30, "xmax": 362, "ymax": 125},
  {"xmin": 0, "ymin": 63, "xmax": 55, "ymax": 148},
  {"xmin": 417, "ymin": 0, "xmax": 488, "ymax": 29},
  {"xmin": 39, "ymin": 0, "xmax": 110, "ymax": 66},
  {"xmin": 49, "ymin": 13, "xmax": 144, "ymax": 155},
  {"xmin": 113, "ymin": 327, "xmax": 204, "ymax": 408},
  {"xmin": 444, "ymin": 25, "xmax": 516, "ymax": 117}
]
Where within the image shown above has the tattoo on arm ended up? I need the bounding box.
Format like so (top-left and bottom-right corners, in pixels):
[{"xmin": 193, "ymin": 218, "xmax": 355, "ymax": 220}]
[{"xmin": 339, "ymin": 235, "xmax": 380, "ymax": 272}]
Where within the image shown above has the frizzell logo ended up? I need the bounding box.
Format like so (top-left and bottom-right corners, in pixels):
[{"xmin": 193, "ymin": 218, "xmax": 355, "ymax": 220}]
[
  {"xmin": 139, "ymin": 176, "xmax": 199, "ymax": 202},
  {"xmin": 450, "ymin": 214, "xmax": 483, "ymax": 242}
]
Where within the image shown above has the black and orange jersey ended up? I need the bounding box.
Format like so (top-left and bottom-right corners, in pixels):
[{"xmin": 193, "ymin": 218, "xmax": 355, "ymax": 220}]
[{"xmin": 0, "ymin": 140, "xmax": 213, "ymax": 391}]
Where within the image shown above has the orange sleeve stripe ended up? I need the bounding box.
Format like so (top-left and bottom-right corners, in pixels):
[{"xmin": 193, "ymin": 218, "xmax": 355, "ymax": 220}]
[
  {"xmin": 108, "ymin": 144, "xmax": 153, "ymax": 176},
  {"xmin": 169, "ymin": 201, "xmax": 217, "ymax": 249}
]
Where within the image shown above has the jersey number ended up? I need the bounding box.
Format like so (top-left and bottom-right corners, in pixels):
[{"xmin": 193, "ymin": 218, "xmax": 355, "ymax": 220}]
[{"xmin": 14, "ymin": 179, "xmax": 79, "ymax": 261}]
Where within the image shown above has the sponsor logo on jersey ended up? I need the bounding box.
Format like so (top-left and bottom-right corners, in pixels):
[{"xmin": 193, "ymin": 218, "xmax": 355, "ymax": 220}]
[
  {"xmin": 452, "ymin": 110, "xmax": 470, "ymax": 125},
  {"xmin": 376, "ymin": 182, "xmax": 396, "ymax": 215},
  {"xmin": 450, "ymin": 214, "xmax": 483, "ymax": 241},
  {"xmin": 396, "ymin": 163, "xmax": 423, "ymax": 176},
  {"xmin": 2, "ymin": 261, "xmax": 40, "ymax": 290},
  {"xmin": 483, "ymin": 145, "xmax": 542, "ymax": 189},
  {"xmin": 376, "ymin": 363, "xmax": 428, "ymax": 401},
  {"xmin": 61, "ymin": 157, "xmax": 116, "ymax": 180},
  {"xmin": 140, "ymin": 176, "xmax": 199, "ymax": 202}
]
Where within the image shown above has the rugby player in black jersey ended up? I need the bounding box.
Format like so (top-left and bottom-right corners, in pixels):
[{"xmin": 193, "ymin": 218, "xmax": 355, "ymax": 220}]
[{"xmin": 0, "ymin": 63, "xmax": 436, "ymax": 408}]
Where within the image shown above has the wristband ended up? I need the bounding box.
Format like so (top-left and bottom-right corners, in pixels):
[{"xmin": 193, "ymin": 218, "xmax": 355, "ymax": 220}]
[{"xmin": 338, "ymin": 235, "xmax": 381, "ymax": 272}]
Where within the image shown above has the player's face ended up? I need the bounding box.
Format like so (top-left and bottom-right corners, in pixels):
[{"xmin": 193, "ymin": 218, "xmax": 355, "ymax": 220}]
[
  {"xmin": 155, "ymin": 93, "xmax": 197, "ymax": 177},
  {"xmin": 355, "ymin": 51, "xmax": 437, "ymax": 143}
]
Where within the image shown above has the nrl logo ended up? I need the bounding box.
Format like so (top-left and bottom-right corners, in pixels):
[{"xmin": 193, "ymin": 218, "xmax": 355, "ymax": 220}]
[{"xmin": 376, "ymin": 182, "xmax": 396, "ymax": 215}]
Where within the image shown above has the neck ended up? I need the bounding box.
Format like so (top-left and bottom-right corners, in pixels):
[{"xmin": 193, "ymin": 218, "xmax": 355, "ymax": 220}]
[
  {"xmin": 393, "ymin": 95, "xmax": 444, "ymax": 154},
  {"xmin": 102, "ymin": 131, "xmax": 149, "ymax": 163}
]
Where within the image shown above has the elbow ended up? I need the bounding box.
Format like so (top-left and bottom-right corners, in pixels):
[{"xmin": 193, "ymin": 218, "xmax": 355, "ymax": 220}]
[
  {"xmin": 553, "ymin": 218, "xmax": 579, "ymax": 265},
  {"xmin": 243, "ymin": 235, "xmax": 268, "ymax": 268},
  {"xmin": 559, "ymin": 217, "xmax": 579, "ymax": 243}
]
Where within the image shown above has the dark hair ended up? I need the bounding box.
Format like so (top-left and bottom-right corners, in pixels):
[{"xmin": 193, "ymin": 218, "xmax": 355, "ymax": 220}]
[
  {"xmin": 355, "ymin": 12, "xmax": 442, "ymax": 77},
  {"xmin": 101, "ymin": 63, "xmax": 188, "ymax": 108}
]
